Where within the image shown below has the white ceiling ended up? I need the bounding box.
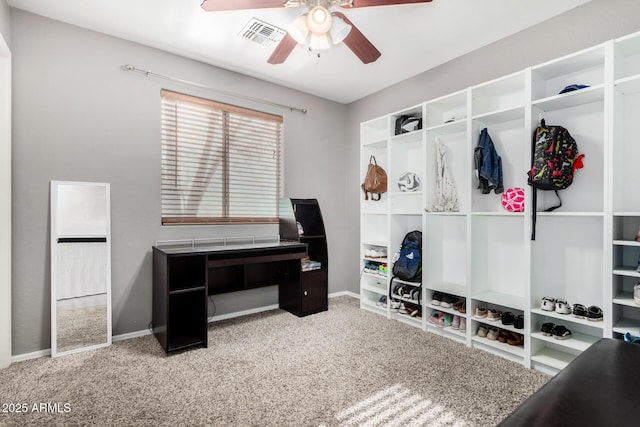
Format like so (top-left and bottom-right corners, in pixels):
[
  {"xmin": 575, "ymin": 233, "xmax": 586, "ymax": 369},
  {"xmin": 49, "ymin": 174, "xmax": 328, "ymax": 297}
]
[{"xmin": 8, "ymin": 0, "xmax": 591, "ymax": 104}]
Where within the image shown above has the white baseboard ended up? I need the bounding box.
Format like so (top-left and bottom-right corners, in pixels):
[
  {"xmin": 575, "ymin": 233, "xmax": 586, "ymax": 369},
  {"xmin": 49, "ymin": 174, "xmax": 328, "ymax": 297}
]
[
  {"xmin": 12, "ymin": 348, "xmax": 51, "ymax": 363},
  {"xmin": 329, "ymin": 290, "xmax": 360, "ymax": 299},
  {"xmin": 11, "ymin": 291, "xmax": 360, "ymax": 363},
  {"xmin": 112, "ymin": 329, "xmax": 152, "ymax": 342},
  {"xmin": 208, "ymin": 303, "xmax": 279, "ymax": 323}
]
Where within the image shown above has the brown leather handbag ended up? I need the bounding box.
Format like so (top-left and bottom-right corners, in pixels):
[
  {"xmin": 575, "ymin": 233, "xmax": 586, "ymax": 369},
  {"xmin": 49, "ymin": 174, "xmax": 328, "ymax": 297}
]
[{"xmin": 361, "ymin": 155, "xmax": 387, "ymax": 201}]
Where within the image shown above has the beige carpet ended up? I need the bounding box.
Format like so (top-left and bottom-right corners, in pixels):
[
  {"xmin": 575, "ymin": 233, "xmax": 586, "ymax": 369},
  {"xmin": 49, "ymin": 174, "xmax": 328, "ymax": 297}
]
[{"xmin": 0, "ymin": 297, "xmax": 549, "ymax": 426}]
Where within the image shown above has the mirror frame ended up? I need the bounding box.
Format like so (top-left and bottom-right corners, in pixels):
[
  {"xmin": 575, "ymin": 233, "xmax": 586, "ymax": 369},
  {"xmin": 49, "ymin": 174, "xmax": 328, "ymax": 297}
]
[{"xmin": 50, "ymin": 180, "xmax": 112, "ymax": 357}]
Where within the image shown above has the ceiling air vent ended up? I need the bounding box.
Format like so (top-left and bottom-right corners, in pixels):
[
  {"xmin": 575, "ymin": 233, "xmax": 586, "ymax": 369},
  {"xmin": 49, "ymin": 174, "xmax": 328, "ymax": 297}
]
[{"xmin": 239, "ymin": 18, "xmax": 286, "ymax": 47}]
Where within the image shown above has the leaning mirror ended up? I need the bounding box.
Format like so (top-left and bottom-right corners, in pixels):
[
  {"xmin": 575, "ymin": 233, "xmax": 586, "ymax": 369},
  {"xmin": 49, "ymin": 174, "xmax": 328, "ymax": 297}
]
[{"xmin": 50, "ymin": 181, "xmax": 111, "ymax": 357}]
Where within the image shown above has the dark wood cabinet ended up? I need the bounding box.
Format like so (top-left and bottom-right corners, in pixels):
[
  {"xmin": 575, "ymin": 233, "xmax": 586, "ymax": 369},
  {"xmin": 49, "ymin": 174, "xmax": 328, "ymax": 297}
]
[{"xmin": 279, "ymin": 198, "xmax": 328, "ymax": 316}]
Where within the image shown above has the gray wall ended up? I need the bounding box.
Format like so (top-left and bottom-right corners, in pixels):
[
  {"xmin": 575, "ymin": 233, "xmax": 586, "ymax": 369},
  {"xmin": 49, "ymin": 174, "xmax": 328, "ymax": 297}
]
[
  {"xmin": 344, "ymin": 0, "xmax": 640, "ymax": 294},
  {"xmin": 11, "ymin": 9, "xmax": 350, "ymax": 355}
]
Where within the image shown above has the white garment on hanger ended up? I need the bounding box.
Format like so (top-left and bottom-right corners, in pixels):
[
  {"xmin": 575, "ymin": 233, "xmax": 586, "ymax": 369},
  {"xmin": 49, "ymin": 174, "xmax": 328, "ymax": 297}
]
[{"xmin": 426, "ymin": 139, "xmax": 459, "ymax": 212}]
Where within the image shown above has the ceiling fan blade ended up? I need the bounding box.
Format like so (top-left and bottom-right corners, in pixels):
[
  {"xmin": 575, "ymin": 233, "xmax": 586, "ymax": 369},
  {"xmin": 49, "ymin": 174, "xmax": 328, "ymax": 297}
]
[
  {"xmin": 333, "ymin": 12, "xmax": 381, "ymax": 64},
  {"xmin": 201, "ymin": 0, "xmax": 285, "ymax": 12},
  {"xmin": 340, "ymin": 0, "xmax": 432, "ymax": 8},
  {"xmin": 267, "ymin": 33, "xmax": 298, "ymax": 64}
]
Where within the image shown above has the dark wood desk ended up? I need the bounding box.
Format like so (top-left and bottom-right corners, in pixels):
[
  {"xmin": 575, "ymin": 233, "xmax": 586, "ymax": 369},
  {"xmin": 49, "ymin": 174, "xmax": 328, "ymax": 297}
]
[{"xmin": 153, "ymin": 240, "xmax": 307, "ymax": 354}]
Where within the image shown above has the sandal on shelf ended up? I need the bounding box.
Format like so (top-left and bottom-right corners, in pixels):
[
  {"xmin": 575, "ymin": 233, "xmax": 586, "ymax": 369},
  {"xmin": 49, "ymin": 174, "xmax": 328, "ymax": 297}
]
[
  {"xmin": 572, "ymin": 303, "xmax": 587, "ymax": 319},
  {"xmin": 541, "ymin": 322, "xmax": 555, "ymax": 336},
  {"xmin": 498, "ymin": 329, "xmax": 510, "ymax": 343},
  {"xmin": 551, "ymin": 325, "xmax": 572, "ymax": 340},
  {"xmin": 586, "ymin": 305, "xmax": 603, "ymax": 322}
]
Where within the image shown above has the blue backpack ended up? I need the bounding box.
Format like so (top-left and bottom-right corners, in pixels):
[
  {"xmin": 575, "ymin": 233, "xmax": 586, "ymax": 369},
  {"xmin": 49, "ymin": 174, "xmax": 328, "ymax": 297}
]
[{"xmin": 392, "ymin": 230, "xmax": 422, "ymax": 282}]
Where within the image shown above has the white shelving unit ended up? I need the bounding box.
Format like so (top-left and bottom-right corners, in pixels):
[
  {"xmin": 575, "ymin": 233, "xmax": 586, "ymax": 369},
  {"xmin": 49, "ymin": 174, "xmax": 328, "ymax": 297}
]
[{"xmin": 360, "ymin": 30, "xmax": 640, "ymax": 375}]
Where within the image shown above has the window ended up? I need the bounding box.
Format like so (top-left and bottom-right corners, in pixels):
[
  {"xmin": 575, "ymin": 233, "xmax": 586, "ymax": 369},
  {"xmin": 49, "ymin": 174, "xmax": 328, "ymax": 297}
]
[{"xmin": 160, "ymin": 90, "xmax": 283, "ymax": 225}]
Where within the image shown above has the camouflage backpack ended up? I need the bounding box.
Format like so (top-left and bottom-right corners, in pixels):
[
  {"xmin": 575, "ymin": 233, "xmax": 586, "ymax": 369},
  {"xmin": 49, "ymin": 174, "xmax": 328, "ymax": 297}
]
[{"xmin": 528, "ymin": 119, "xmax": 585, "ymax": 239}]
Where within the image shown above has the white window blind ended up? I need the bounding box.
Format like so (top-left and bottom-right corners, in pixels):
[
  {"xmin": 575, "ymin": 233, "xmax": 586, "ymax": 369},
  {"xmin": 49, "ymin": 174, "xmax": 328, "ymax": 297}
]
[{"xmin": 160, "ymin": 90, "xmax": 283, "ymax": 225}]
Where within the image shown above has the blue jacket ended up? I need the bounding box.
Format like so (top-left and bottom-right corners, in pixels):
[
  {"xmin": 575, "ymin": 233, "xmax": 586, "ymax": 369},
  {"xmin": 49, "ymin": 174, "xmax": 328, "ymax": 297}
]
[{"xmin": 474, "ymin": 128, "xmax": 504, "ymax": 194}]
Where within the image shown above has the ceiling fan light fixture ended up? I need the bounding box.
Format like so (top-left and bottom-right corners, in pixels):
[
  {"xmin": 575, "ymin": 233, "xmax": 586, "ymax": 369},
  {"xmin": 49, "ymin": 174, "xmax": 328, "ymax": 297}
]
[
  {"xmin": 329, "ymin": 14, "xmax": 352, "ymax": 44},
  {"xmin": 309, "ymin": 32, "xmax": 331, "ymax": 50},
  {"xmin": 307, "ymin": 5, "xmax": 332, "ymax": 34},
  {"xmin": 287, "ymin": 14, "xmax": 309, "ymax": 44}
]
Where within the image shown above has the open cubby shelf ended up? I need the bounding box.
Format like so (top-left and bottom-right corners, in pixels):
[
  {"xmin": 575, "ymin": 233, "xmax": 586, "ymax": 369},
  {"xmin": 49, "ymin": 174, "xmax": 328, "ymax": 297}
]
[{"xmin": 360, "ymin": 30, "xmax": 640, "ymax": 375}]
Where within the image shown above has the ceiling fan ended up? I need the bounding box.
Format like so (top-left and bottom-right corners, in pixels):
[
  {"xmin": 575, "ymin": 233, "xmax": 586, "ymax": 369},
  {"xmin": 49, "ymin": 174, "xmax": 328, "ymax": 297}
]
[{"xmin": 201, "ymin": 0, "xmax": 433, "ymax": 65}]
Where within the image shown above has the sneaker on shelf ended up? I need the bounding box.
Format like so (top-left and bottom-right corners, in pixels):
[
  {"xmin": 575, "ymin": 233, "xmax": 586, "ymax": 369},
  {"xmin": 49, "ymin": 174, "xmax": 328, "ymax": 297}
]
[
  {"xmin": 555, "ymin": 298, "xmax": 571, "ymax": 315},
  {"xmin": 428, "ymin": 310, "xmax": 440, "ymax": 325},
  {"xmin": 487, "ymin": 309, "xmax": 502, "ymax": 322},
  {"xmin": 476, "ymin": 324, "xmax": 489, "ymax": 338},
  {"xmin": 513, "ymin": 315, "xmax": 524, "ymax": 329},
  {"xmin": 431, "ymin": 292, "xmax": 443, "ymax": 306},
  {"xmin": 459, "ymin": 317, "xmax": 466, "ymax": 332},
  {"xmin": 376, "ymin": 295, "xmax": 387, "ymax": 307},
  {"xmin": 436, "ymin": 312, "xmax": 446, "ymax": 328},
  {"xmin": 440, "ymin": 294, "xmax": 457, "ymax": 309},
  {"xmin": 473, "ymin": 307, "xmax": 488, "ymax": 319},
  {"xmin": 501, "ymin": 311, "xmax": 514, "ymax": 325},
  {"xmin": 624, "ymin": 332, "xmax": 640, "ymax": 343},
  {"xmin": 487, "ymin": 327, "xmax": 499, "ymax": 341},
  {"xmin": 634, "ymin": 283, "xmax": 640, "ymax": 306},
  {"xmin": 398, "ymin": 303, "xmax": 409, "ymax": 315},
  {"xmin": 541, "ymin": 297, "xmax": 556, "ymax": 312},
  {"xmin": 442, "ymin": 313, "xmax": 453, "ymax": 327},
  {"xmin": 451, "ymin": 315, "xmax": 460, "ymax": 330},
  {"xmin": 390, "ymin": 300, "xmax": 401, "ymax": 312},
  {"xmin": 453, "ymin": 298, "xmax": 466, "ymax": 313}
]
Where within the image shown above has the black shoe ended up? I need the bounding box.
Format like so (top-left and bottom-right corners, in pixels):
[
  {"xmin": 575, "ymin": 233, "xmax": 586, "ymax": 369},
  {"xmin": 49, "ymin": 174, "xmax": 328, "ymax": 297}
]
[
  {"xmin": 551, "ymin": 325, "xmax": 572, "ymax": 340},
  {"xmin": 501, "ymin": 311, "xmax": 514, "ymax": 325},
  {"xmin": 513, "ymin": 315, "xmax": 524, "ymax": 329},
  {"xmin": 541, "ymin": 322, "xmax": 555, "ymax": 336}
]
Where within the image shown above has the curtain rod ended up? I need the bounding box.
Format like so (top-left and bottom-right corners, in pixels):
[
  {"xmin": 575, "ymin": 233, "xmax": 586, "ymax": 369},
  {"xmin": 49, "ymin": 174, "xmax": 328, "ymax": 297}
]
[{"xmin": 121, "ymin": 64, "xmax": 308, "ymax": 114}]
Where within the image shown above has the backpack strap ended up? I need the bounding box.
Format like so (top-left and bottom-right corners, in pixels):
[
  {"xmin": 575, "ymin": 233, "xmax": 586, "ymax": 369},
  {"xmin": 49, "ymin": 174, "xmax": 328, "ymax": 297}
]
[{"xmin": 530, "ymin": 124, "xmax": 538, "ymax": 241}]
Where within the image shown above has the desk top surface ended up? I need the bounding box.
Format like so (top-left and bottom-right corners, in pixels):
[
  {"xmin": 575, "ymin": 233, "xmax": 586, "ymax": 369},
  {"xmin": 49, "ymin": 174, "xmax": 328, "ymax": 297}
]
[{"xmin": 154, "ymin": 239, "xmax": 306, "ymax": 256}]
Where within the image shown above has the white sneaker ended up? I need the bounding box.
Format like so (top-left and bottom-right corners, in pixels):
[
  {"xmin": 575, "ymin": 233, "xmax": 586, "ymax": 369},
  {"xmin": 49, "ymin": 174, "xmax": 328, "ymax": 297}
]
[
  {"xmin": 541, "ymin": 297, "xmax": 555, "ymax": 311},
  {"xmin": 390, "ymin": 300, "xmax": 401, "ymax": 312},
  {"xmin": 555, "ymin": 298, "xmax": 571, "ymax": 314}
]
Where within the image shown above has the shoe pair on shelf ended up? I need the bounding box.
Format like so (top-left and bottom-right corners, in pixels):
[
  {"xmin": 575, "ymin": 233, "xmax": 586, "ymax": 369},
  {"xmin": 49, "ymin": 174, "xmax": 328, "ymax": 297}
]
[
  {"xmin": 541, "ymin": 322, "xmax": 572, "ymax": 340},
  {"xmin": 540, "ymin": 297, "xmax": 571, "ymax": 314},
  {"xmin": 572, "ymin": 303, "xmax": 603, "ymax": 321},
  {"xmin": 473, "ymin": 307, "xmax": 502, "ymax": 322},
  {"xmin": 365, "ymin": 248, "xmax": 387, "ymax": 258},
  {"xmin": 392, "ymin": 283, "xmax": 421, "ymax": 302},
  {"xmin": 431, "ymin": 292, "xmax": 462, "ymax": 310},
  {"xmin": 500, "ymin": 311, "xmax": 524, "ymax": 329},
  {"xmin": 428, "ymin": 310, "xmax": 466, "ymax": 331},
  {"xmin": 376, "ymin": 295, "xmax": 387, "ymax": 308},
  {"xmin": 476, "ymin": 325, "xmax": 524, "ymax": 346}
]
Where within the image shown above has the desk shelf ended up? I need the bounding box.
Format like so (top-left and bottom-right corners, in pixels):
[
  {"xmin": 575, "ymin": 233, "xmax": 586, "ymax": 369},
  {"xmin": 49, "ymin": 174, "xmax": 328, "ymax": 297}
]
[
  {"xmin": 280, "ymin": 198, "xmax": 329, "ymax": 316},
  {"xmin": 153, "ymin": 241, "xmax": 307, "ymax": 354}
]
